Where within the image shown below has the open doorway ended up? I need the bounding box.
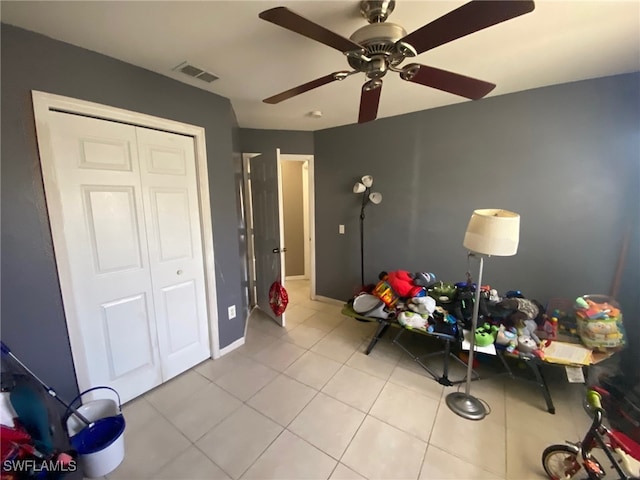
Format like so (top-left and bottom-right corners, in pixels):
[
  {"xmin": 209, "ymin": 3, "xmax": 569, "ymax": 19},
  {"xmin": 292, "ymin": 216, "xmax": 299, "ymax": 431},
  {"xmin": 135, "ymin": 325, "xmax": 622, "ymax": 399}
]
[
  {"xmin": 280, "ymin": 158, "xmax": 311, "ymax": 281},
  {"xmin": 241, "ymin": 152, "xmax": 315, "ymax": 317}
]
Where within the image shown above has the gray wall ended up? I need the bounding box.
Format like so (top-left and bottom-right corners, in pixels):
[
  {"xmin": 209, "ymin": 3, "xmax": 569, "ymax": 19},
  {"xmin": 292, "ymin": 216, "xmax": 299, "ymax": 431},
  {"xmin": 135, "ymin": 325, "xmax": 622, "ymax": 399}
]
[
  {"xmin": 240, "ymin": 128, "xmax": 314, "ymax": 155},
  {"xmin": 314, "ymin": 74, "xmax": 639, "ymax": 341},
  {"xmin": 1, "ymin": 24, "xmax": 246, "ymax": 400},
  {"xmin": 282, "ymin": 162, "xmax": 305, "ymax": 276},
  {"xmin": 231, "ymin": 108, "xmax": 251, "ymax": 329}
]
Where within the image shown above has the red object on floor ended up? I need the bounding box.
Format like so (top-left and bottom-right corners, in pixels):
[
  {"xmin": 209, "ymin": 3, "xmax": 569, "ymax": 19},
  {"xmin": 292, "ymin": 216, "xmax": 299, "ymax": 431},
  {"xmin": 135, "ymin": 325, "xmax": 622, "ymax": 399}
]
[{"xmin": 269, "ymin": 281, "xmax": 288, "ymax": 316}]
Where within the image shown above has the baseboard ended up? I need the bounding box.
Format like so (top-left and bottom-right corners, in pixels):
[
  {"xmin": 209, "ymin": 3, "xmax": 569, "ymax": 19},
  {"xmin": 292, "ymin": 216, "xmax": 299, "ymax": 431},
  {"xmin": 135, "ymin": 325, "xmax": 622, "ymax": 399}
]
[
  {"xmin": 286, "ymin": 275, "xmax": 308, "ymax": 280},
  {"xmin": 217, "ymin": 337, "xmax": 245, "ymax": 357},
  {"xmin": 312, "ymin": 295, "xmax": 345, "ymax": 306}
]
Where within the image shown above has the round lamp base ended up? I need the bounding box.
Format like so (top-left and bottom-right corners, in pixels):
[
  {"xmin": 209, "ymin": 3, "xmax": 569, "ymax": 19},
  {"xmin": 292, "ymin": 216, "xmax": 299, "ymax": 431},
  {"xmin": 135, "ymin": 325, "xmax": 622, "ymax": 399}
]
[{"xmin": 445, "ymin": 392, "xmax": 487, "ymax": 421}]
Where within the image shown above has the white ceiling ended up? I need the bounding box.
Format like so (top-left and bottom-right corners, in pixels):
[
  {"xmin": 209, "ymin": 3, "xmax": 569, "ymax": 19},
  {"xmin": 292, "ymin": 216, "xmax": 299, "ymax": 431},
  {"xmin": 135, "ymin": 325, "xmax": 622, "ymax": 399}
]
[{"xmin": 2, "ymin": 1, "xmax": 639, "ymax": 131}]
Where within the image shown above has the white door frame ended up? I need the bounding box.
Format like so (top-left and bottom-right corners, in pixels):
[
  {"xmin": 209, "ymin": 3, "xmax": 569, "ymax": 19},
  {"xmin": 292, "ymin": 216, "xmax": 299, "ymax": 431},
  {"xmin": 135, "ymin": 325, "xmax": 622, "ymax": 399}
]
[
  {"xmin": 32, "ymin": 91, "xmax": 221, "ymax": 395},
  {"xmin": 242, "ymin": 152, "xmax": 316, "ymax": 311},
  {"xmin": 302, "ymin": 160, "xmax": 311, "ymax": 280}
]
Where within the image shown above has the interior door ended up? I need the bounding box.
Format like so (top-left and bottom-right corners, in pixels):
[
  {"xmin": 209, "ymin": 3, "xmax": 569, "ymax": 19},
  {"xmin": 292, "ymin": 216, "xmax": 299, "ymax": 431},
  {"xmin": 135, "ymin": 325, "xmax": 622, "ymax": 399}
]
[
  {"xmin": 250, "ymin": 150, "xmax": 286, "ymax": 326},
  {"xmin": 136, "ymin": 128, "xmax": 211, "ymax": 380},
  {"xmin": 48, "ymin": 112, "xmax": 163, "ymax": 402}
]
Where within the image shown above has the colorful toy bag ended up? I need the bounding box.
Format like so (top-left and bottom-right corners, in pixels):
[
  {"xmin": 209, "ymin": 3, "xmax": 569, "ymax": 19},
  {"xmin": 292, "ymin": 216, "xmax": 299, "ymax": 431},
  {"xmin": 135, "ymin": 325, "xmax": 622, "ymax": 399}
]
[{"xmin": 575, "ymin": 294, "xmax": 625, "ymax": 350}]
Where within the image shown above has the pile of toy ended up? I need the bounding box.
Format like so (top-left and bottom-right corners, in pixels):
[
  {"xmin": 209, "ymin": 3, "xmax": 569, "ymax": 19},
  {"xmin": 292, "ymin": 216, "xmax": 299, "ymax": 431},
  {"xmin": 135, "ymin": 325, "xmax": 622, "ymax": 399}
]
[
  {"xmin": 350, "ymin": 269, "xmax": 560, "ymax": 358},
  {"xmin": 574, "ymin": 295, "xmax": 625, "ymax": 351}
]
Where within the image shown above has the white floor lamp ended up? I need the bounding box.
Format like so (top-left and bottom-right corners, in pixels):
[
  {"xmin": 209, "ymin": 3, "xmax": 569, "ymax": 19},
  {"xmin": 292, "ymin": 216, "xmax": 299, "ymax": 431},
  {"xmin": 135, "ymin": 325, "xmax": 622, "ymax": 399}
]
[{"xmin": 446, "ymin": 209, "xmax": 520, "ymax": 421}]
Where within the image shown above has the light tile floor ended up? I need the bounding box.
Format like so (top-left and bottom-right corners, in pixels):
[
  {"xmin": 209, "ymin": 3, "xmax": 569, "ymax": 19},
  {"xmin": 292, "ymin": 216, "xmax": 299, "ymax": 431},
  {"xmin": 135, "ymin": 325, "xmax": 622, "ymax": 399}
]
[{"xmin": 105, "ymin": 279, "xmax": 592, "ymax": 480}]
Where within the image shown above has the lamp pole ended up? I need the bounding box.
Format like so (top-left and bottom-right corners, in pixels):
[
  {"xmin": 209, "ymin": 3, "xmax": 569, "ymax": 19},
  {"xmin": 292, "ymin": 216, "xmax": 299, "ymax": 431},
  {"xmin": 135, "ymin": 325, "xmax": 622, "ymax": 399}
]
[
  {"xmin": 359, "ymin": 188, "xmax": 369, "ymax": 288},
  {"xmin": 465, "ymin": 254, "xmax": 483, "ymax": 397},
  {"xmin": 445, "ymin": 252, "xmax": 488, "ymax": 420}
]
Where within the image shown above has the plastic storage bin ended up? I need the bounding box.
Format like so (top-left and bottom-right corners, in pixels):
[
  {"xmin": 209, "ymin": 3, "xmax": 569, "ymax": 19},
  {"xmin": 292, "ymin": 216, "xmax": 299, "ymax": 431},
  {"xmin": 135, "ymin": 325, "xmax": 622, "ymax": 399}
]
[{"xmin": 575, "ymin": 294, "xmax": 625, "ymax": 350}]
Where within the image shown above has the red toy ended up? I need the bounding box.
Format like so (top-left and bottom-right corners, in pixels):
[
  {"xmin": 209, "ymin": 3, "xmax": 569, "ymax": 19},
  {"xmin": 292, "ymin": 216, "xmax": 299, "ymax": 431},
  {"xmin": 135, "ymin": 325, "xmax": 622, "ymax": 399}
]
[{"xmin": 382, "ymin": 270, "xmax": 424, "ymax": 298}]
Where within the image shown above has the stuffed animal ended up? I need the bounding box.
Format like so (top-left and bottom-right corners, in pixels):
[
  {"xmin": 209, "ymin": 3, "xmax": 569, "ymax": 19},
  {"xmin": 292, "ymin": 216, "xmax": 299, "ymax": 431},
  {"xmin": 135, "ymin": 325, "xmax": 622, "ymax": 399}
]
[
  {"xmin": 517, "ymin": 335, "xmax": 538, "ymax": 353},
  {"xmin": 499, "ymin": 298, "xmax": 539, "ymax": 321},
  {"xmin": 475, "ymin": 324, "xmax": 496, "ymax": 347},
  {"xmin": 498, "ymin": 297, "xmax": 547, "ymax": 335},
  {"xmin": 398, "ymin": 311, "xmax": 429, "ymax": 330},
  {"xmin": 428, "ymin": 281, "xmax": 457, "ymax": 304},
  {"xmin": 489, "ymin": 289, "xmax": 500, "ymax": 303},
  {"xmin": 518, "ymin": 319, "xmax": 541, "ymax": 345},
  {"xmin": 379, "ymin": 270, "xmax": 425, "ymax": 298},
  {"xmin": 494, "ymin": 325, "xmax": 517, "ymax": 353},
  {"xmin": 412, "ymin": 272, "xmax": 437, "ymax": 288},
  {"xmin": 408, "ymin": 296, "xmax": 436, "ymax": 315}
]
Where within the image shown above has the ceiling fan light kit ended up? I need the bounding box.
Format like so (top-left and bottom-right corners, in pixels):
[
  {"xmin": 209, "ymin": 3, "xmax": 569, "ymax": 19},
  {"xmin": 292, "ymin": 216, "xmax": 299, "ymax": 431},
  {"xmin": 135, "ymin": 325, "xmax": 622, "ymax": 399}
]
[{"xmin": 259, "ymin": 0, "xmax": 535, "ymax": 123}]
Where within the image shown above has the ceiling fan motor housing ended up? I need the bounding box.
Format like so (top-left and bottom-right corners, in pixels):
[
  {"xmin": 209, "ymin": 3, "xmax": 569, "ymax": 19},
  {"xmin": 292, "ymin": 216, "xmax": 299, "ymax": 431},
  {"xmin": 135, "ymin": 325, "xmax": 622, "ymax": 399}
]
[{"xmin": 348, "ymin": 22, "xmax": 409, "ymax": 73}]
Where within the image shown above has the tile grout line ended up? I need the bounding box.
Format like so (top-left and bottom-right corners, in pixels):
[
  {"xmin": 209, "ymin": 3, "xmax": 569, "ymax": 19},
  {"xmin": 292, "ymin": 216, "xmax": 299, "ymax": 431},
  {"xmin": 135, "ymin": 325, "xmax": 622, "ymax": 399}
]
[
  {"xmin": 132, "ymin": 396, "xmax": 203, "ymax": 479},
  {"xmin": 416, "ymin": 389, "xmax": 446, "ymax": 480},
  {"xmin": 234, "ymin": 325, "xmax": 330, "ymax": 480},
  {"xmin": 151, "ymin": 374, "xmax": 247, "ymax": 446},
  {"xmin": 331, "ymin": 371, "xmax": 395, "ymax": 477},
  {"xmin": 201, "ymin": 310, "xmax": 315, "ymax": 478},
  {"xmin": 191, "ymin": 441, "xmax": 236, "ymax": 479},
  {"xmin": 234, "ymin": 426, "xmax": 288, "ymax": 480},
  {"xmin": 262, "ymin": 318, "xmax": 372, "ymax": 475}
]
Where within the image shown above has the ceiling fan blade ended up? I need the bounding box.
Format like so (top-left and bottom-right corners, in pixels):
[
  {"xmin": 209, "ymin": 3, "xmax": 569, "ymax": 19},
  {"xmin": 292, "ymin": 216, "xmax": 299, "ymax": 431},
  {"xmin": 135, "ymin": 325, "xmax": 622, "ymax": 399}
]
[
  {"xmin": 263, "ymin": 72, "xmax": 349, "ymax": 104},
  {"xmin": 358, "ymin": 80, "xmax": 382, "ymax": 124},
  {"xmin": 401, "ymin": 64, "xmax": 495, "ymax": 100},
  {"xmin": 259, "ymin": 7, "xmax": 364, "ymax": 53},
  {"xmin": 400, "ymin": 0, "xmax": 535, "ymax": 55}
]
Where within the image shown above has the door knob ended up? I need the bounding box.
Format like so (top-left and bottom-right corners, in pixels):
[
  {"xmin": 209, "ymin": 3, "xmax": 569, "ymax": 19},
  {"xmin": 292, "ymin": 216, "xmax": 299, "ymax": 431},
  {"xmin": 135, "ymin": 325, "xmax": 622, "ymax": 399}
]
[{"xmin": 177, "ymin": 269, "xmax": 183, "ymax": 275}]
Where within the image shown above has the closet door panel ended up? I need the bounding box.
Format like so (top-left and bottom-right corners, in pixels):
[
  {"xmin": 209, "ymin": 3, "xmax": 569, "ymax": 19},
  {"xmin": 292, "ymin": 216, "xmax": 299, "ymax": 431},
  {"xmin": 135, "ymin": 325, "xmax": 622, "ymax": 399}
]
[{"xmin": 136, "ymin": 127, "xmax": 210, "ymax": 380}]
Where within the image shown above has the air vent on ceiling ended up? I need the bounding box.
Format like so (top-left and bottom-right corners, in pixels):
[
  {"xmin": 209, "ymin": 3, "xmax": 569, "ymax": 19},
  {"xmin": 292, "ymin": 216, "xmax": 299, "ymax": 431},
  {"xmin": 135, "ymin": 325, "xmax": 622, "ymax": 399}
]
[{"xmin": 172, "ymin": 62, "xmax": 219, "ymax": 83}]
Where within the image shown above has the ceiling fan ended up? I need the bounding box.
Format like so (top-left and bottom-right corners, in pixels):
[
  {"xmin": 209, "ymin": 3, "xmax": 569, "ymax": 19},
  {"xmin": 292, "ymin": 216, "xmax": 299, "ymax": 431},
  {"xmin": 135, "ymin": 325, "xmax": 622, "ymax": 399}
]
[{"xmin": 259, "ymin": 0, "xmax": 535, "ymax": 123}]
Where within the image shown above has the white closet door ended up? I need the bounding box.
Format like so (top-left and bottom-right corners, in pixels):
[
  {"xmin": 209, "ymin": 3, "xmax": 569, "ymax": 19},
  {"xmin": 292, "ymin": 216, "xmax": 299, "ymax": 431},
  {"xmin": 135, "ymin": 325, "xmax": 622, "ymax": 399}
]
[
  {"xmin": 48, "ymin": 112, "xmax": 162, "ymax": 402},
  {"xmin": 136, "ymin": 128, "xmax": 210, "ymax": 380},
  {"xmin": 47, "ymin": 112, "xmax": 211, "ymax": 403}
]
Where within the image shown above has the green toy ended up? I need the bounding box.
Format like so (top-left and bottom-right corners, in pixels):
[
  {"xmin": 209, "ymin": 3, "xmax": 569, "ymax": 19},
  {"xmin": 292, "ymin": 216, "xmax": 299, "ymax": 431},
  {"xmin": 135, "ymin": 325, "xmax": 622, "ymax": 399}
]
[
  {"xmin": 428, "ymin": 281, "xmax": 456, "ymax": 303},
  {"xmin": 474, "ymin": 324, "xmax": 496, "ymax": 347}
]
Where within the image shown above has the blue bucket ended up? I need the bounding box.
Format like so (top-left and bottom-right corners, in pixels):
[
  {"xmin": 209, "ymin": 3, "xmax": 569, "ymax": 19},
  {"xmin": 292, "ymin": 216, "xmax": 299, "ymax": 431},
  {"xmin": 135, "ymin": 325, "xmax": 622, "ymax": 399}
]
[
  {"xmin": 64, "ymin": 386, "xmax": 126, "ymax": 478},
  {"xmin": 70, "ymin": 414, "xmax": 125, "ymax": 454}
]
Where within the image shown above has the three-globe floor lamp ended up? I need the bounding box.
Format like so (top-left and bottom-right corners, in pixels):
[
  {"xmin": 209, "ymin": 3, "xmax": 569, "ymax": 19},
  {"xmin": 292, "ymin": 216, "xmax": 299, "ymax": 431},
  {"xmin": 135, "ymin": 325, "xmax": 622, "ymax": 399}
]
[
  {"xmin": 446, "ymin": 208, "xmax": 521, "ymax": 420},
  {"xmin": 353, "ymin": 175, "xmax": 382, "ymax": 288}
]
